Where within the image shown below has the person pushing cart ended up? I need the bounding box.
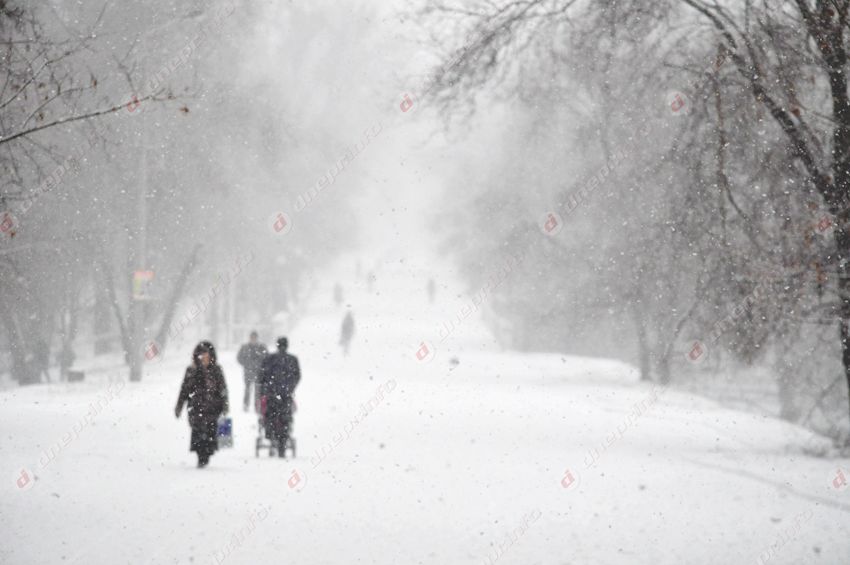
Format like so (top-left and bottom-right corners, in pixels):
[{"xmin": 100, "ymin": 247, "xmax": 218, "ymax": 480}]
[{"xmin": 257, "ymin": 336, "xmax": 300, "ymax": 458}]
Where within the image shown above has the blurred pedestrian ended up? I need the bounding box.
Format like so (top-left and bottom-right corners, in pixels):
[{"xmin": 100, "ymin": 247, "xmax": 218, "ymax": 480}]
[
  {"xmin": 237, "ymin": 330, "xmax": 267, "ymax": 412},
  {"xmin": 175, "ymin": 341, "xmax": 229, "ymax": 468},
  {"xmin": 260, "ymin": 337, "xmax": 301, "ymax": 457},
  {"xmin": 339, "ymin": 310, "xmax": 355, "ymax": 356},
  {"xmin": 427, "ymin": 278, "xmax": 436, "ymax": 304}
]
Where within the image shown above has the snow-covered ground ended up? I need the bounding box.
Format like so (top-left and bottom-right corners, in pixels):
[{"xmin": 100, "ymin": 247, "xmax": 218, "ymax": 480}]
[{"xmin": 2, "ymin": 255, "xmax": 849, "ymax": 565}]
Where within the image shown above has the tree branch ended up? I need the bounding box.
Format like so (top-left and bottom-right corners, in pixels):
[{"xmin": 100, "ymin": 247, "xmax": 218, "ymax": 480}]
[{"xmin": 0, "ymin": 93, "xmax": 162, "ymax": 146}]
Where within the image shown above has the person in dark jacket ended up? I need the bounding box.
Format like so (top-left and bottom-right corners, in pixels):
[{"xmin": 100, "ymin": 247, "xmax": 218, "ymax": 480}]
[
  {"xmin": 237, "ymin": 331, "xmax": 267, "ymax": 412},
  {"xmin": 175, "ymin": 341, "xmax": 229, "ymax": 468},
  {"xmin": 260, "ymin": 336, "xmax": 300, "ymax": 457}
]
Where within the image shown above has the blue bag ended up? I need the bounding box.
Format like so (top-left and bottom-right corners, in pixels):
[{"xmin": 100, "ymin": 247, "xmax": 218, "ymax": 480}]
[{"xmin": 217, "ymin": 416, "xmax": 233, "ymax": 449}]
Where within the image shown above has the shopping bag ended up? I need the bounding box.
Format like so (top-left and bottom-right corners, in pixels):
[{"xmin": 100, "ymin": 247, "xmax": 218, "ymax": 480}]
[{"xmin": 217, "ymin": 416, "xmax": 233, "ymax": 449}]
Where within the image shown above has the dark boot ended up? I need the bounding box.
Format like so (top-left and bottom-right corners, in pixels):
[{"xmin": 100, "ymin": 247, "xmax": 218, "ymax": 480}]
[{"xmin": 197, "ymin": 452, "xmax": 210, "ymax": 468}]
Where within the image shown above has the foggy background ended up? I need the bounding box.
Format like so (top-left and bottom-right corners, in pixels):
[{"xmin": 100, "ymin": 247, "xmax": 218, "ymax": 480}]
[{"xmin": 2, "ymin": 1, "xmax": 850, "ymax": 564}]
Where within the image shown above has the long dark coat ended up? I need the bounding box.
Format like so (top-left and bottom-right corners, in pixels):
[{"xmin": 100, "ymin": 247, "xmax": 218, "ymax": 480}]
[
  {"xmin": 175, "ymin": 364, "xmax": 229, "ymax": 454},
  {"xmin": 260, "ymin": 351, "xmax": 300, "ymax": 442}
]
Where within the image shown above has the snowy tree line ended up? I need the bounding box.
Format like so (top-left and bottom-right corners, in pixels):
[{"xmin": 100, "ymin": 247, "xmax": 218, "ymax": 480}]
[
  {"xmin": 422, "ymin": 0, "xmax": 850, "ymax": 442},
  {"xmin": 0, "ymin": 1, "xmax": 366, "ymax": 384}
]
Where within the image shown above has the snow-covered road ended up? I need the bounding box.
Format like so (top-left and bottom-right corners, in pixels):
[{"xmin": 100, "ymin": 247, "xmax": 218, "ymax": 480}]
[{"xmin": 3, "ymin": 256, "xmax": 849, "ymax": 565}]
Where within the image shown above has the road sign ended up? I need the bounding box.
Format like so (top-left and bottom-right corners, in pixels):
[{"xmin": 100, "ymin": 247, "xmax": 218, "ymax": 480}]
[{"xmin": 133, "ymin": 270, "xmax": 154, "ymax": 300}]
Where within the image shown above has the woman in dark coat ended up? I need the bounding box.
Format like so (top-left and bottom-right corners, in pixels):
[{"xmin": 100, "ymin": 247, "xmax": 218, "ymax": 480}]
[{"xmin": 174, "ymin": 341, "xmax": 229, "ymax": 468}]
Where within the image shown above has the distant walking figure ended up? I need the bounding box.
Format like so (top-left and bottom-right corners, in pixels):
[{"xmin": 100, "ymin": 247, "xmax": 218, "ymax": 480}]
[
  {"xmin": 237, "ymin": 330, "xmax": 267, "ymax": 412},
  {"xmin": 260, "ymin": 337, "xmax": 301, "ymax": 457},
  {"xmin": 175, "ymin": 341, "xmax": 229, "ymax": 468},
  {"xmin": 427, "ymin": 278, "xmax": 436, "ymax": 304},
  {"xmin": 339, "ymin": 311, "xmax": 355, "ymax": 356}
]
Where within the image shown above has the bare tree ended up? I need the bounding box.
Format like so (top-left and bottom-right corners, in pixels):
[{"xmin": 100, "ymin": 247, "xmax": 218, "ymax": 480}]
[
  {"xmin": 1, "ymin": 1, "xmax": 186, "ymax": 383},
  {"xmin": 416, "ymin": 0, "xmax": 850, "ymax": 439}
]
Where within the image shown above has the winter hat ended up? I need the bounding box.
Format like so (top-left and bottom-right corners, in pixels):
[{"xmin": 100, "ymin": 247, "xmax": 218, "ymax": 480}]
[{"xmin": 193, "ymin": 341, "xmax": 218, "ymax": 364}]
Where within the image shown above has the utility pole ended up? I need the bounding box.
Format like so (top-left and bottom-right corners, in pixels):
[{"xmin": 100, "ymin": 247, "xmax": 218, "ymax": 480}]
[
  {"xmin": 125, "ymin": 7, "xmax": 206, "ymax": 381},
  {"xmin": 128, "ymin": 38, "xmax": 149, "ymax": 383}
]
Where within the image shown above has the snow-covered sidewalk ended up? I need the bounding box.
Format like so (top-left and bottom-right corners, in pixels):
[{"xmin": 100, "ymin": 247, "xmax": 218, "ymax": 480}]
[{"xmin": 2, "ymin": 257, "xmax": 849, "ymax": 565}]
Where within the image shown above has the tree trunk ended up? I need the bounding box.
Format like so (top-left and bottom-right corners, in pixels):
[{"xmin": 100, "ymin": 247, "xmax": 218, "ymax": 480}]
[
  {"xmin": 128, "ymin": 303, "xmax": 143, "ymax": 382},
  {"xmin": 59, "ymin": 285, "xmax": 80, "ymax": 381},
  {"xmin": 824, "ymin": 8, "xmax": 850, "ymax": 438},
  {"xmin": 100, "ymin": 258, "xmax": 133, "ymax": 371},
  {"xmin": 93, "ymin": 278, "xmax": 113, "ymax": 355},
  {"xmin": 836, "ymin": 226, "xmax": 850, "ymax": 434},
  {"xmin": 0, "ymin": 294, "xmax": 37, "ymax": 385},
  {"xmin": 656, "ymin": 353, "xmax": 672, "ymax": 386},
  {"xmin": 632, "ymin": 307, "xmax": 651, "ymax": 381},
  {"xmin": 775, "ymin": 354, "xmax": 801, "ymax": 422}
]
